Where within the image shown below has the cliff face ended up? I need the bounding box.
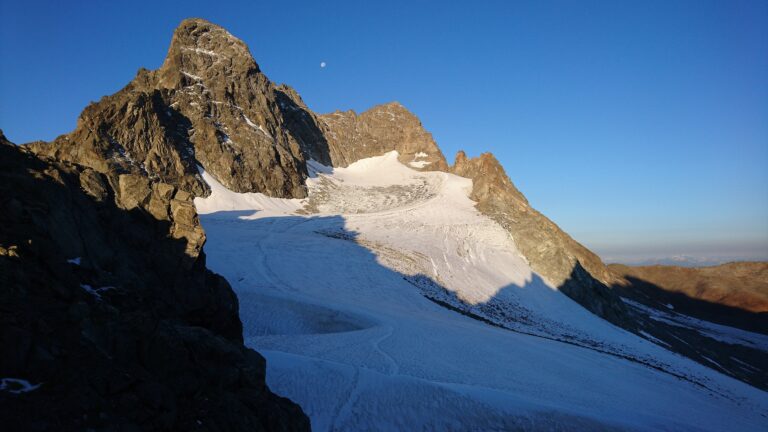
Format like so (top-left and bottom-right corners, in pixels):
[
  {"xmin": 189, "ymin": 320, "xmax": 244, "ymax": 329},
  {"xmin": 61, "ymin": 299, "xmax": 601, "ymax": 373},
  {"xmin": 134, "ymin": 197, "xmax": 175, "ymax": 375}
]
[
  {"xmin": 318, "ymin": 102, "xmax": 449, "ymax": 171},
  {"xmin": 0, "ymin": 132, "xmax": 309, "ymax": 431},
  {"xmin": 30, "ymin": 18, "xmax": 311, "ymax": 199}
]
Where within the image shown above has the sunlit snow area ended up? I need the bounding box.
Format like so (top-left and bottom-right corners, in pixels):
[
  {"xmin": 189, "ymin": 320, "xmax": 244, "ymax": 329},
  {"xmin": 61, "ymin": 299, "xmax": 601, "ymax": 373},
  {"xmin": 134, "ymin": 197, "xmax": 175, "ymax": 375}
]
[{"xmin": 195, "ymin": 152, "xmax": 768, "ymax": 431}]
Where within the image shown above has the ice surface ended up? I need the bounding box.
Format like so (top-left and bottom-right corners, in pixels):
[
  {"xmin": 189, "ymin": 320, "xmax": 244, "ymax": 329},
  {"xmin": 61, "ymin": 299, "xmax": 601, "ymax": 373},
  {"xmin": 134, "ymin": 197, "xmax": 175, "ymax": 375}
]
[
  {"xmin": 79, "ymin": 284, "xmax": 114, "ymax": 301},
  {"xmin": 409, "ymin": 160, "xmax": 431, "ymax": 168},
  {"xmin": 243, "ymin": 115, "xmax": 273, "ymax": 138},
  {"xmin": 409, "ymin": 152, "xmax": 431, "ymax": 168},
  {"xmin": 0, "ymin": 378, "xmax": 41, "ymax": 394},
  {"xmin": 196, "ymin": 152, "xmax": 768, "ymax": 431},
  {"xmin": 181, "ymin": 46, "xmax": 223, "ymax": 57},
  {"xmin": 180, "ymin": 71, "xmax": 203, "ymax": 81}
]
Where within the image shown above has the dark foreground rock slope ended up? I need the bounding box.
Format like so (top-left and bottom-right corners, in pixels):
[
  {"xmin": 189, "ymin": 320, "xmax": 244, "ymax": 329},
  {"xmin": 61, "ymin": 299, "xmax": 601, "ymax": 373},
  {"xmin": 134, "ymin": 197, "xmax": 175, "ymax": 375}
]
[{"xmin": 0, "ymin": 132, "xmax": 308, "ymax": 431}]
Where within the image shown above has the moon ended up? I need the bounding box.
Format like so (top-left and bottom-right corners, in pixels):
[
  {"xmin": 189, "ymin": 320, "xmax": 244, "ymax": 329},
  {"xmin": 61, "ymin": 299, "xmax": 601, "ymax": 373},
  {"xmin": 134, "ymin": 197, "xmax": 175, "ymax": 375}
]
[{"xmin": 320, "ymin": 61, "xmax": 327, "ymax": 68}]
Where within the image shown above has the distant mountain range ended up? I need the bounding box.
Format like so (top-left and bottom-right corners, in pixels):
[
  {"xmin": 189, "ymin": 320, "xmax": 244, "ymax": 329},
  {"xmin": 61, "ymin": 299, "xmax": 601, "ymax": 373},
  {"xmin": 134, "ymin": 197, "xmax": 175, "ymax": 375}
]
[{"xmin": 607, "ymin": 255, "xmax": 759, "ymax": 268}]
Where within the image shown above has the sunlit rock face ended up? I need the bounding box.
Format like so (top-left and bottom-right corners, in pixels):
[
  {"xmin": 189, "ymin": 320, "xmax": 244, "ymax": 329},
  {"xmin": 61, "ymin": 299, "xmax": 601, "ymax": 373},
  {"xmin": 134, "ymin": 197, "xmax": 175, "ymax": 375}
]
[
  {"xmin": 30, "ymin": 18, "xmax": 310, "ymax": 200},
  {"xmin": 317, "ymin": 101, "xmax": 449, "ymax": 171}
]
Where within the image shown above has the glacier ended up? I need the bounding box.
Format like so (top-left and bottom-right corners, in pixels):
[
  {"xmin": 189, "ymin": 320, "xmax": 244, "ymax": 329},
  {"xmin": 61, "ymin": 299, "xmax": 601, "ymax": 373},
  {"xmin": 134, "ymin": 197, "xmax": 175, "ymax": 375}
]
[{"xmin": 195, "ymin": 151, "xmax": 768, "ymax": 431}]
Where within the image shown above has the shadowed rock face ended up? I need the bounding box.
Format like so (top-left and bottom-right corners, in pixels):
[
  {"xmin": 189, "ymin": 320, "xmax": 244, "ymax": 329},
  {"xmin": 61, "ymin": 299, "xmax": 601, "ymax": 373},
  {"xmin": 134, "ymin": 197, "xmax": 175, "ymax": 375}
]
[
  {"xmin": 610, "ymin": 262, "xmax": 768, "ymax": 315},
  {"xmin": 0, "ymin": 132, "xmax": 309, "ymax": 431}
]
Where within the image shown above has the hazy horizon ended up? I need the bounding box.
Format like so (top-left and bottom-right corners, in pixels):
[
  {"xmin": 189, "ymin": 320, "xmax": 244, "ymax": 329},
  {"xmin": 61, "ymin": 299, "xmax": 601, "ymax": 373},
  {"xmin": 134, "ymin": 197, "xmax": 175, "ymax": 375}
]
[{"xmin": 2, "ymin": 0, "xmax": 766, "ymax": 263}]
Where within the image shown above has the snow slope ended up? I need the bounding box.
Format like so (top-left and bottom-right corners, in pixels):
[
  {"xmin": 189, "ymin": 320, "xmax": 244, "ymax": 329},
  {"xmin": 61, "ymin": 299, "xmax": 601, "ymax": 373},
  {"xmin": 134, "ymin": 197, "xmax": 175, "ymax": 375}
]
[{"xmin": 196, "ymin": 152, "xmax": 768, "ymax": 431}]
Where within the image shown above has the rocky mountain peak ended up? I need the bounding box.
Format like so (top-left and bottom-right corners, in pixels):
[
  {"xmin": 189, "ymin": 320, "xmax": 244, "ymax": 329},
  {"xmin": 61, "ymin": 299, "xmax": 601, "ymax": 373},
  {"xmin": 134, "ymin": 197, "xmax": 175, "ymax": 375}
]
[
  {"xmin": 454, "ymin": 149, "xmax": 468, "ymax": 165},
  {"xmin": 318, "ymin": 102, "xmax": 449, "ymax": 171},
  {"xmin": 29, "ymin": 18, "xmax": 311, "ymax": 200},
  {"xmin": 157, "ymin": 18, "xmax": 260, "ymax": 90},
  {"xmin": 0, "ymin": 129, "xmax": 11, "ymax": 146},
  {"xmin": 452, "ymin": 150, "xmax": 528, "ymax": 205}
]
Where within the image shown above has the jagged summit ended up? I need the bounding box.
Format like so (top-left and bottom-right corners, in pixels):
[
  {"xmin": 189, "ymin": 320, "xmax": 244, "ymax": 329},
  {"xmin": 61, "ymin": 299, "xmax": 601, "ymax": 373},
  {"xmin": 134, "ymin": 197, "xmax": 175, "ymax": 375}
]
[
  {"xmin": 157, "ymin": 18, "xmax": 261, "ymax": 90},
  {"xmin": 30, "ymin": 18, "xmax": 310, "ymax": 200},
  {"xmin": 317, "ymin": 101, "xmax": 449, "ymax": 171},
  {"xmin": 452, "ymin": 150, "xmax": 528, "ymax": 204}
]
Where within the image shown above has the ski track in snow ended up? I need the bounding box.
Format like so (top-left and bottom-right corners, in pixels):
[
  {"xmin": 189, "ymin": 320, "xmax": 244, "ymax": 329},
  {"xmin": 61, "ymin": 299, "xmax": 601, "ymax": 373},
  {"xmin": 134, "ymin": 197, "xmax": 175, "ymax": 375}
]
[
  {"xmin": 371, "ymin": 326, "xmax": 398, "ymax": 376},
  {"xmin": 329, "ymin": 367, "xmax": 361, "ymax": 431},
  {"xmin": 196, "ymin": 151, "xmax": 768, "ymax": 431}
]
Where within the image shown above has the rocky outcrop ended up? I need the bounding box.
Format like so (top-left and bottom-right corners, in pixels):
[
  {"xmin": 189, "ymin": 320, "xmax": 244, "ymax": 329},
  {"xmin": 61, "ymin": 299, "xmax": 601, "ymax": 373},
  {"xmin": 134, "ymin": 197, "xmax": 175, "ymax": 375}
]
[
  {"xmin": 0, "ymin": 133, "xmax": 309, "ymax": 430},
  {"xmin": 27, "ymin": 89, "xmax": 208, "ymax": 199},
  {"xmin": 318, "ymin": 102, "xmax": 449, "ymax": 171},
  {"xmin": 30, "ymin": 18, "xmax": 311, "ymax": 199},
  {"xmin": 272, "ymin": 84, "xmax": 449, "ymax": 171},
  {"xmin": 450, "ymin": 151, "xmax": 628, "ymax": 326}
]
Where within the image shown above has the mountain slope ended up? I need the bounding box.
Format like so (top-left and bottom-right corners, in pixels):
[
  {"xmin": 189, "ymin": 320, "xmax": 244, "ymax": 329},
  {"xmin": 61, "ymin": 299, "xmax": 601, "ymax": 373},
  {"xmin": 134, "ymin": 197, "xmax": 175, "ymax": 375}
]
[
  {"xmin": 451, "ymin": 151, "xmax": 628, "ymax": 326},
  {"xmin": 25, "ymin": 17, "xmax": 624, "ymax": 330},
  {"xmin": 195, "ymin": 152, "xmax": 768, "ymax": 431},
  {"xmin": 29, "ymin": 18, "xmax": 311, "ymax": 198},
  {"xmin": 610, "ymin": 262, "xmax": 768, "ymax": 315}
]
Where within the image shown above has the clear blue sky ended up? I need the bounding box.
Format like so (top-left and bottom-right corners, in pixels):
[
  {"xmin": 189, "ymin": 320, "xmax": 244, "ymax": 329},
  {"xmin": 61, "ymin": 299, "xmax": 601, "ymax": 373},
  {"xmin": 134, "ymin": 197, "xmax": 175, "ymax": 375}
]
[{"xmin": 2, "ymin": 0, "xmax": 766, "ymax": 263}]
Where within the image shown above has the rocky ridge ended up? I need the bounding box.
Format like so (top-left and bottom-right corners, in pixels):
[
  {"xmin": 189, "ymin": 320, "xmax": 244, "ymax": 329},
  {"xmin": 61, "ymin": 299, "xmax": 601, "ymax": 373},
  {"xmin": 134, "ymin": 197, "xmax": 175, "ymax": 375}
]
[{"xmin": 450, "ymin": 151, "xmax": 629, "ymax": 326}]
